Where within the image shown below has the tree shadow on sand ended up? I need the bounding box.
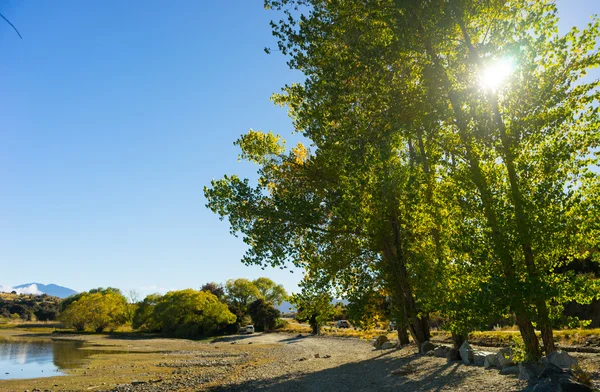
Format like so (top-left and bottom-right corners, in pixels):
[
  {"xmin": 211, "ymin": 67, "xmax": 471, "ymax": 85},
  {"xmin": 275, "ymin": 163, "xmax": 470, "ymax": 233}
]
[{"xmin": 206, "ymin": 350, "xmax": 482, "ymax": 392}]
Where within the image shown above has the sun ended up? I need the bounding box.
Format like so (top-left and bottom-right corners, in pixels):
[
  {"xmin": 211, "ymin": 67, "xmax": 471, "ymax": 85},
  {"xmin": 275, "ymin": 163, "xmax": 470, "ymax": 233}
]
[{"xmin": 480, "ymin": 57, "xmax": 515, "ymax": 91}]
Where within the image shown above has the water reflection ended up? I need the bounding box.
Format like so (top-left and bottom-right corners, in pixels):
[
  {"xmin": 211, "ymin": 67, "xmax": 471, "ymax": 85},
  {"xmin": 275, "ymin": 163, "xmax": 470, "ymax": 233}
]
[{"xmin": 0, "ymin": 339, "xmax": 103, "ymax": 380}]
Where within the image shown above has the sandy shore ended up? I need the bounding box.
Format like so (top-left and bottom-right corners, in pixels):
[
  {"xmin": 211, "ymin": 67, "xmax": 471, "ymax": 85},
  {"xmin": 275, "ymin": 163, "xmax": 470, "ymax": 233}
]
[{"xmin": 0, "ymin": 328, "xmax": 598, "ymax": 392}]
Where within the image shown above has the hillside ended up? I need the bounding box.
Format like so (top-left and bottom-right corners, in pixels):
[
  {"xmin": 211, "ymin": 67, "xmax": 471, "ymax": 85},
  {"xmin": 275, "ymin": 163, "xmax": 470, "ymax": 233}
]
[{"xmin": 0, "ymin": 292, "xmax": 61, "ymax": 321}]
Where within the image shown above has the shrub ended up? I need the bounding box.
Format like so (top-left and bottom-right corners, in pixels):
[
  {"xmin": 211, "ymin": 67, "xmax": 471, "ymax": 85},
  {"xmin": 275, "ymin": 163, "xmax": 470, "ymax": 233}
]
[{"xmin": 152, "ymin": 289, "xmax": 236, "ymax": 337}]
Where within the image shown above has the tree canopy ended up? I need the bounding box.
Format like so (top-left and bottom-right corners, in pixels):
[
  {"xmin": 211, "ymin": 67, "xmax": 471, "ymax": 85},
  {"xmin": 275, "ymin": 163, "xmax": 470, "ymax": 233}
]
[{"xmin": 206, "ymin": 0, "xmax": 600, "ymax": 359}]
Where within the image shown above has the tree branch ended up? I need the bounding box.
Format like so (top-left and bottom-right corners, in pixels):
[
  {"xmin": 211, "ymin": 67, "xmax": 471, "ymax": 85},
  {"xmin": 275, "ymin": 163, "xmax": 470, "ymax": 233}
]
[{"xmin": 0, "ymin": 12, "xmax": 22, "ymax": 39}]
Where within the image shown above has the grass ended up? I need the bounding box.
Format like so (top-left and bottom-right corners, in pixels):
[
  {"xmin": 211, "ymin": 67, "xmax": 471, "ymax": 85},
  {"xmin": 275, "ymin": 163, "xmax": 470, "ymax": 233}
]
[{"xmin": 278, "ymin": 319, "xmax": 600, "ymax": 347}]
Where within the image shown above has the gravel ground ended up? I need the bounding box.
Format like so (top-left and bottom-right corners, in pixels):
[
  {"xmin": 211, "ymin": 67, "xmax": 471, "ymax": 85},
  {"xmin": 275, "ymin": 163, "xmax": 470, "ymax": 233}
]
[
  {"xmin": 2, "ymin": 332, "xmax": 598, "ymax": 392},
  {"xmin": 205, "ymin": 333, "xmax": 529, "ymax": 392}
]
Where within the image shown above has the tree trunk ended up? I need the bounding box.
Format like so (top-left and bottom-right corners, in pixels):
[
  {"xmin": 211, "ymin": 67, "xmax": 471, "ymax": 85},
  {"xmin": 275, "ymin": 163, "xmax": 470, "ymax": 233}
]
[
  {"xmin": 310, "ymin": 315, "xmax": 320, "ymax": 335},
  {"xmin": 397, "ymin": 327, "xmax": 410, "ymax": 346},
  {"xmin": 451, "ymin": 6, "xmax": 555, "ymax": 357},
  {"xmin": 515, "ymin": 312, "xmax": 543, "ymax": 360},
  {"xmin": 451, "ymin": 333, "xmax": 467, "ymax": 350},
  {"xmin": 382, "ymin": 221, "xmax": 431, "ymax": 350}
]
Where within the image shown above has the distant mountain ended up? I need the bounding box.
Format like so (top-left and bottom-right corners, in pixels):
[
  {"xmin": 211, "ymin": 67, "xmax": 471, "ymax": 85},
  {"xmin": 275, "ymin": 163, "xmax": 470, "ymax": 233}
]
[{"xmin": 13, "ymin": 283, "xmax": 77, "ymax": 298}]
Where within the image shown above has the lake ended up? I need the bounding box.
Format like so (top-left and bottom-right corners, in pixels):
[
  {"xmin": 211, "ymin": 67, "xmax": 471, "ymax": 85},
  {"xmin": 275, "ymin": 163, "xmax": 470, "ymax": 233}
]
[{"xmin": 0, "ymin": 339, "xmax": 95, "ymax": 380}]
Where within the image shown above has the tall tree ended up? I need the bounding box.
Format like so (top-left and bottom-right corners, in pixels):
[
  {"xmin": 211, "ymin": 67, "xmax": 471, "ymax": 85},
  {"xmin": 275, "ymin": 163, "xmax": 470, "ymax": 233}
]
[
  {"xmin": 207, "ymin": 0, "xmax": 600, "ymax": 359},
  {"xmin": 253, "ymin": 277, "xmax": 288, "ymax": 306}
]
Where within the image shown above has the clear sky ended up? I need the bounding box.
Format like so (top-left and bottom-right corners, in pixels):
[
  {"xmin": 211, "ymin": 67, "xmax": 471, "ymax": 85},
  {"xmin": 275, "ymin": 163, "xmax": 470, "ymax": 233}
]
[{"xmin": 0, "ymin": 1, "xmax": 598, "ymax": 296}]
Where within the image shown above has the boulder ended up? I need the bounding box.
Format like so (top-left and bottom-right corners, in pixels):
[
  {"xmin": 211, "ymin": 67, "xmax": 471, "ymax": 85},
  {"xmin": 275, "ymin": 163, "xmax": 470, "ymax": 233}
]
[
  {"xmin": 473, "ymin": 351, "xmax": 494, "ymax": 367},
  {"xmin": 484, "ymin": 353, "xmax": 499, "ymax": 369},
  {"xmin": 543, "ymin": 350, "xmax": 578, "ymax": 370},
  {"xmin": 446, "ymin": 348, "xmax": 461, "ymax": 362},
  {"xmin": 381, "ymin": 341, "xmax": 396, "ymax": 350},
  {"xmin": 459, "ymin": 341, "xmax": 474, "ymax": 365},
  {"xmin": 558, "ymin": 378, "xmax": 594, "ymax": 392},
  {"xmin": 499, "ymin": 365, "xmax": 520, "ymax": 375},
  {"xmin": 522, "ymin": 363, "xmax": 593, "ymax": 392},
  {"xmin": 518, "ymin": 361, "xmax": 544, "ymax": 382},
  {"xmin": 420, "ymin": 341, "xmax": 436, "ymax": 354},
  {"xmin": 523, "ymin": 378, "xmax": 556, "ymax": 392},
  {"xmin": 434, "ymin": 345, "xmax": 450, "ymax": 358},
  {"xmin": 373, "ymin": 335, "xmax": 389, "ymax": 349},
  {"xmin": 497, "ymin": 347, "xmax": 514, "ymax": 368}
]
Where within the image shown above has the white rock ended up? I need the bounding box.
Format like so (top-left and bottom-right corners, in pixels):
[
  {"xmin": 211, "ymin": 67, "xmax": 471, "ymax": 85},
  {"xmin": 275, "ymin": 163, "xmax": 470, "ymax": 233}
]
[
  {"xmin": 473, "ymin": 351, "xmax": 494, "ymax": 367},
  {"xmin": 434, "ymin": 346, "xmax": 450, "ymax": 358},
  {"xmin": 543, "ymin": 350, "xmax": 578, "ymax": 370},
  {"xmin": 496, "ymin": 347, "xmax": 514, "ymax": 368},
  {"xmin": 459, "ymin": 341, "xmax": 474, "ymax": 365},
  {"xmin": 381, "ymin": 341, "xmax": 396, "ymax": 350},
  {"xmin": 484, "ymin": 353, "xmax": 499, "ymax": 369}
]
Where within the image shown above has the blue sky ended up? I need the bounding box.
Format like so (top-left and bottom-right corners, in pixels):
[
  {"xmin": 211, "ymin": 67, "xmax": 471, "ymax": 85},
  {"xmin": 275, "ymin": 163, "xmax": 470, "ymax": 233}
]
[{"xmin": 0, "ymin": 1, "xmax": 598, "ymax": 296}]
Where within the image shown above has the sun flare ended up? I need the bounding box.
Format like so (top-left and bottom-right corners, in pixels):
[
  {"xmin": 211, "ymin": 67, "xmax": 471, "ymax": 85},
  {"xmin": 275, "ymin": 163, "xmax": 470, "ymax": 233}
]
[{"xmin": 480, "ymin": 58, "xmax": 515, "ymax": 91}]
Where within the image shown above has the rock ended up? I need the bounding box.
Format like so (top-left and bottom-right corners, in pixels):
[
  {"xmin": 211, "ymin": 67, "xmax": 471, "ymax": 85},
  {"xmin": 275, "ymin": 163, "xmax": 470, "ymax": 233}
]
[
  {"xmin": 543, "ymin": 350, "xmax": 578, "ymax": 370},
  {"xmin": 484, "ymin": 353, "xmax": 499, "ymax": 369},
  {"xmin": 373, "ymin": 335, "xmax": 389, "ymax": 349},
  {"xmin": 297, "ymin": 357, "xmax": 307, "ymax": 361},
  {"xmin": 382, "ymin": 341, "xmax": 396, "ymax": 350},
  {"xmin": 523, "ymin": 363, "xmax": 593, "ymax": 392},
  {"xmin": 558, "ymin": 378, "xmax": 594, "ymax": 392},
  {"xmin": 322, "ymin": 354, "xmax": 331, "ymax": 358},
  {"xmin": 499, "ymin": 365, "xmax": 520, "ymax": 375},
  {"xmin": 497, "ymin": 347, "xmax": 514, "ymax": 368},
  {"xmin": 459, "ymin": 341, "xmax": 474, "ymax": 365},
  {"xmin": 131, "ymin": 380, "xmax": 147, "ymax": 385},
  {"xmin": 314, "ymin": 354, "xmax": 320, "ymax": 358},
  {"xmin": 519, "ymin": 361, "xmax": 544, "ymax": 382},
  {"xmin": 420, "ymin": 341, "xmax": 436, "ymax": 354},
  {"xmin": 523, "ymin": 378, "xmax": 556, "ymax": 392},
  {"xmin": 473, "ymin": 351, "xmax": 494, "ymax": 367},
  {"xmin": 446, "ymin": 348, "xmax": 461, "ymax": 362},
  {"xmin": 434, "ymin": 345, "xmax": 450, "ymax": 358}
]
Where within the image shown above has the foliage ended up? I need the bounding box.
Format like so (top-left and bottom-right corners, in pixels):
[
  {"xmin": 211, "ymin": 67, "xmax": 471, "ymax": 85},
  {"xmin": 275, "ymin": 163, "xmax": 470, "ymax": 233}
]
[
  {"xmin": 248, "ymin": 298, "xmax": 281, "ymax": 331},
  {"xmin": 0, "ymin": 293, "xmax": 61, "ymax": 321},
  {"xmin": 151, "ymin": 289, "xmax": 236, "ymax": 338},
  {"xmin": 132, "ymin": 293, "xmax": 163, "ymax": 331},
  {"xmin": 206, "ymin": 0, "xmax": 600, "ymax": 360},
  {"xmin": 223, "ymin": 277, "xmax": 287, "ymax": 325},
  {"xmin": 289, "ymin": 287, "xmax": 335, "ymax": 335},
  {"xmin": 252, "ymin": 277, "xmax": 288, "ymax": 306},
  {"xmin": 60, "ymin": 291, "xmax": 128, "ymax": 332},
  {"xmin": 225, "ymin": 278, "xmax": 261, "ymax": 309},
  {"xmin": 201, "ymin": 282, "xmax": 225, "ymax": 300}
]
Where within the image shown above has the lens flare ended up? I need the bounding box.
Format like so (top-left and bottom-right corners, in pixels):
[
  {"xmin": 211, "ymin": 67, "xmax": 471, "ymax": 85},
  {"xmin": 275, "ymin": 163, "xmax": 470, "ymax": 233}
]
[{"xmin": 480, "ymin": 58, "xmax": 514, "ymax": 91}]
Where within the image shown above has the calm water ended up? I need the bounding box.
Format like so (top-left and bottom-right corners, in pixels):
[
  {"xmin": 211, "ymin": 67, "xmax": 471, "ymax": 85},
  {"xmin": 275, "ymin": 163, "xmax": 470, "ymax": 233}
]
[{"xmin": 0, "ymin": 339, "xmax": 95, "ymax": 380}]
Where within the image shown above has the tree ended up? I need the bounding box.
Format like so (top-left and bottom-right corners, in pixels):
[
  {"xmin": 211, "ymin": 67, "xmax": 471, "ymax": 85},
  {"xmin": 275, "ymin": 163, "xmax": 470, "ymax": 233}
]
[
  {"xmin": 225, "ymin": 278, "xmax": 261, "ymax": 309},
  {"xmin": 252, "ymin": 277, "xmax": 288, "ymax": 306},
  {"xmin": 152, "ymin": 289, "xmax": 236, "ymax": 337},
  {"xmin": 60, "ymin": 291, "xmax": 128, "ymax": 332},
  {"xmin": 132, "ymin": 293, "xmax": 163, "ymax": 331},
  {"xmin": 206, "ymin": 0, "xmax": 600, "ymax": 360},
  {"xmin": 201, "ymin": 282, "xmax": 225, "ymax": 301},
  {"xmin": 289, "ymin": 288, "xmax": 335, "ymax": 335},
  {"xmin": 248, "ymin": 298, "xmax": 281, "ymax": 331}
]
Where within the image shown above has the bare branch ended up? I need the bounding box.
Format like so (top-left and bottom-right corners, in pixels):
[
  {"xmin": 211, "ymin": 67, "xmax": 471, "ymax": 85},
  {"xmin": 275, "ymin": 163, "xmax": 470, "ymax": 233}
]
[{"xmin": 0, "ymin": 12, "xmax": 22, "ymax": 39}]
